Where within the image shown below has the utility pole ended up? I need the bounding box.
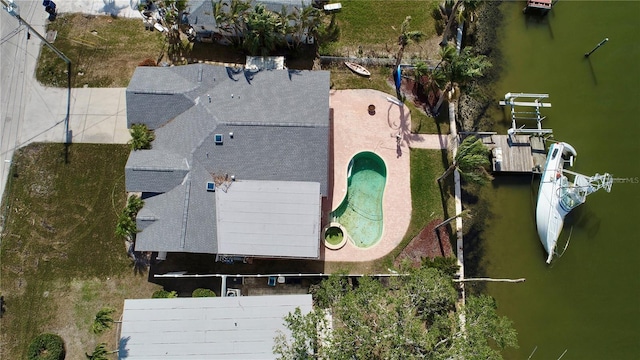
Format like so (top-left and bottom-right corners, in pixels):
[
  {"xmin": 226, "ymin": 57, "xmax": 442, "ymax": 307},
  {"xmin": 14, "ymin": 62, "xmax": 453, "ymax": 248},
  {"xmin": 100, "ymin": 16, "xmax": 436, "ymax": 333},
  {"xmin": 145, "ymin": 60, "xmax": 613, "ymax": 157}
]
[{"xmin": 1, "ymin": 0, "xmax": 72, "ymax": 144}]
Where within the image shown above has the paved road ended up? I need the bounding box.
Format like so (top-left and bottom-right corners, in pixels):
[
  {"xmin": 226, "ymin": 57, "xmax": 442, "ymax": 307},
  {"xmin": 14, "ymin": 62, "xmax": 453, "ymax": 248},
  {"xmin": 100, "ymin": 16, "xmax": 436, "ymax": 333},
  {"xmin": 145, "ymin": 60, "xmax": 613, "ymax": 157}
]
[{"xmin": 1, "ymin": 0, "xmax": 131, "ymax": 203}]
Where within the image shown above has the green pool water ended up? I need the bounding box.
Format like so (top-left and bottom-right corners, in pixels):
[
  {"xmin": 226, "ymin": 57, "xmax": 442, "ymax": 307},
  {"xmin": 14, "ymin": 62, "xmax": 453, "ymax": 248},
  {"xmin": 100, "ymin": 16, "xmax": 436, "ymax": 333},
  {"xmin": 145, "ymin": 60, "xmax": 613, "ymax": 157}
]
[{"xmin": 331, "ymin": 151, "xmax": 387, "ymax": 248}]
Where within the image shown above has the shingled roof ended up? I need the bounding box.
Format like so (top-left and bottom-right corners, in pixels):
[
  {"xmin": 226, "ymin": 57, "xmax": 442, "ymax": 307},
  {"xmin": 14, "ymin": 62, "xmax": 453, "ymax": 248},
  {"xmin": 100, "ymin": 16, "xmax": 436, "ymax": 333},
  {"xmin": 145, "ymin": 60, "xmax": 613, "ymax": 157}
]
[{"xmin": 125, "ymin": 63, "xmax": 329, "ymax": 258}]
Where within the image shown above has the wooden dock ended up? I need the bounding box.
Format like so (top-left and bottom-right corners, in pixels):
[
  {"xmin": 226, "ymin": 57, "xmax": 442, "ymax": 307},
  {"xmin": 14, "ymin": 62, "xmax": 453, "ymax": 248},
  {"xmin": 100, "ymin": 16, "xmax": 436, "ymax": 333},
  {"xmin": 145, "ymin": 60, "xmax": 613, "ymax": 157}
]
[{"xmin": 478, "ymin": 134, "xmax": 547, "ymax": 173}]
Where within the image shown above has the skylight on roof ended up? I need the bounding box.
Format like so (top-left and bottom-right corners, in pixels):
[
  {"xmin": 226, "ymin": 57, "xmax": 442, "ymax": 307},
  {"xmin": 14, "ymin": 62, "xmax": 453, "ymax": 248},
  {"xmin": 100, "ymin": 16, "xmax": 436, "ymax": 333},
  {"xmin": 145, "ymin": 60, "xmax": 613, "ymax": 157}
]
[
  {"xmin": 206, "ymin": 182, "xmax": 216, "ymax": 192},
  {"xmin": 214, "ymin": 134, "xmax": 223, "ymax": 144}
]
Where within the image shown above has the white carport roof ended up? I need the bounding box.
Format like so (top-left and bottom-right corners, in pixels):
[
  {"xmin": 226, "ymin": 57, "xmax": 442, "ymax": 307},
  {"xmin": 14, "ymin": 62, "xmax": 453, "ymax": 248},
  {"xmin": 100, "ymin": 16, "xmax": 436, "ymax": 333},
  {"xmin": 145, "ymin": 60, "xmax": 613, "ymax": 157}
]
[
  {"xmin": 215, "ymin": 180, "xmax": 321, "ymax": 258},
  {"xmin": 119, "ymin": 295, "xmax": 312, "ymax": 359}
]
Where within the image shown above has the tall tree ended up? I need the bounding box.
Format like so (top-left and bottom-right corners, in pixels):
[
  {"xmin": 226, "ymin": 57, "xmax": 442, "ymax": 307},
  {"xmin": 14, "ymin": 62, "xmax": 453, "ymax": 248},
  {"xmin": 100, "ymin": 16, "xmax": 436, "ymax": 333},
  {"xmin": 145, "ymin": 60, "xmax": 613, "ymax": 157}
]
[
  {"xmin": 395, "ymin": 16, "xmax": 424, "ymax": 69},
  {"xmin": 288, "ymin": 4, "xmax": 321, "ymax": 51},
  {"xmin": 274, "ymin": 269, "xmax": 517, "ymax": 359},
  {"xmin": 440, "ymin": 0, "xmax": 463, "ymax": 47},
  {"xmin": 413, "ymin": 61, "xmax": 429, "ymax": 92},
  {"xmin": 394, "ymin": 16, "xmax": 424, "ymax": 99},
  {"xmin": 214, "ymin": 0, "xmax": 251, "ymax": 47},
  {"xmin": 432, "ymin": 45, "xmax": 491, "ymax": 120},
  {"xmin": 437, "ymin": 135, "xmax": 493, "ymax": 185},
  {"xmin": 243, "ymin": 3, "xmax": 287, "ymax": 56},
  {"xmin": 457, "ymin": 0, "xmax": 482, "ymax": 24}
]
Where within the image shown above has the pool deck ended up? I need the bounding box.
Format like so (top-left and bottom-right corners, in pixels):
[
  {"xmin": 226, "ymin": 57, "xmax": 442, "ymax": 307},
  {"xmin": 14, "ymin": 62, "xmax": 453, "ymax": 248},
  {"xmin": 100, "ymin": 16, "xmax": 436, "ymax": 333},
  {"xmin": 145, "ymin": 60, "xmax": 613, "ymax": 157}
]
[{"xmin": 325, "ymin": 89, "xmax": 418, "ymax": 262}]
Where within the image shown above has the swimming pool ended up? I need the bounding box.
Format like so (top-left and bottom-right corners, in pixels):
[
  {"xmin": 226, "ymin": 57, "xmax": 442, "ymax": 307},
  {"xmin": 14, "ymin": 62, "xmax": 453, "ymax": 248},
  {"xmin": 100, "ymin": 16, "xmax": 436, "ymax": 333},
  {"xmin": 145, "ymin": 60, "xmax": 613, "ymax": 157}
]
[{"xmin": 331, "ymin": 151, "xmax": 387, "ymax": 248}]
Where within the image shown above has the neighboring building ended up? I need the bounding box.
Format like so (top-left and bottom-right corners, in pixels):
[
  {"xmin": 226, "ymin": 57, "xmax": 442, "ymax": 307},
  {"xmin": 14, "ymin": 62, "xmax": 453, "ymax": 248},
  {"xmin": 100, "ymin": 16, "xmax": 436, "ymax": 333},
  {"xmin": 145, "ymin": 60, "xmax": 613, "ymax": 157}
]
[
  {"xmin": 125, "ymin": 63, "xmax": 330, "ymax": 260},
  {"xmin": 183, "ymin": 0, "xmax": 313, "ymax": 43},
  {"xmin": 118, "ymin": 294, "xmax": 313, "ymax": 359}
]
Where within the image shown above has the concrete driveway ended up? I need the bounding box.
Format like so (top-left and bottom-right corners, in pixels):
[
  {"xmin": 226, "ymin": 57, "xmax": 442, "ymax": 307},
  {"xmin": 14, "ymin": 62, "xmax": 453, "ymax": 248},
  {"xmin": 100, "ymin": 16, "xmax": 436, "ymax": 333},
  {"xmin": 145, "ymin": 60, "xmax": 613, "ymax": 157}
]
[{"xmin": 1, "ymin": 0, "xmax": 135, "ymax": 200}]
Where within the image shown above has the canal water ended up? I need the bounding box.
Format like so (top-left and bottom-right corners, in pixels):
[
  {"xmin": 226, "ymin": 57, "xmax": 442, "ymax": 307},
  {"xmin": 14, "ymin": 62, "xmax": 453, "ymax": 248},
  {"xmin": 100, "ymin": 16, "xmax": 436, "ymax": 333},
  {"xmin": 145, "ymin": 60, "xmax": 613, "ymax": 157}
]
[{"xmin": 471, "ymin": 1, "xmax": 640, "ymax": 359}]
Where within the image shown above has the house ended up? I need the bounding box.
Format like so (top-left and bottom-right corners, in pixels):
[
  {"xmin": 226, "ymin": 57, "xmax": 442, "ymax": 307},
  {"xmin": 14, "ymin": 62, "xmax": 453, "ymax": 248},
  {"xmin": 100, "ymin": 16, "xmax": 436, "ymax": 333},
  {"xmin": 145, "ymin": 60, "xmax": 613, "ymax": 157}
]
[
  {"xmin": 125, "ymin": 63, "xmax": 330, "ymax": 261},
  {"xmin": 183, "ymin": 0, "xmax": 313, "ymax": 43},
  {"xmin": 118, "ymin": 294, "xmax": 313, "ymax": 359}
]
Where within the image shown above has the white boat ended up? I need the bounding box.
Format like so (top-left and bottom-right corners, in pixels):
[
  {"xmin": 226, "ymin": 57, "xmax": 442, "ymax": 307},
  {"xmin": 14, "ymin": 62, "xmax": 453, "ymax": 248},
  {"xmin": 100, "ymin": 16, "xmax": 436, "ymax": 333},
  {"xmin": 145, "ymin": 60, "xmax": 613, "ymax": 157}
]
[
  {"xmin": 344, "ymin": 62, "xmax": 371, "ymax": 77},
  {"xmin": 535, "ymin": 142, "xmax": 613, "ymax": 263}
]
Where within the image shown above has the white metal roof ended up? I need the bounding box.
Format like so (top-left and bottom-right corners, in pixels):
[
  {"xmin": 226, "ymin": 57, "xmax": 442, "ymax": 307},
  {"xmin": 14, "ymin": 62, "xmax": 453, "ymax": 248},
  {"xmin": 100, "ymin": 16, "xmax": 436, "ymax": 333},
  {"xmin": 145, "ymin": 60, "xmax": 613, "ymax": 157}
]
[
  {"xmin": 215, "ymin": 180, "xmax": 321, "ymax": 258},
  {"xmin": 119, "ymin": 295, "xmax": 313, "ymax": 359}
]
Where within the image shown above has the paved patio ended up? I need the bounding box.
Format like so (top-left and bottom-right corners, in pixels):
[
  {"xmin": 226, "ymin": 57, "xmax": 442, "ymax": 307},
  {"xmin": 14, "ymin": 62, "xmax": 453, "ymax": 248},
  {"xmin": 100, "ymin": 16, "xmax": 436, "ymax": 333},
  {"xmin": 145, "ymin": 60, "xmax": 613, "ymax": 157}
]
[{"xmin": 324, "ymin": 89, "xmax": 413, "ymax": 262}]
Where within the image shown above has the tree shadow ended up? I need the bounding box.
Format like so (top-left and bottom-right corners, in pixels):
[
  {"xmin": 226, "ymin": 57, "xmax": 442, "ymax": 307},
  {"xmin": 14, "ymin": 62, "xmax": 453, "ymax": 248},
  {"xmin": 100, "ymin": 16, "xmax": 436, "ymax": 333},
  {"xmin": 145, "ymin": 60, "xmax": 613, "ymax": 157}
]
[
  {"xmin": 132, "ymin": 251, "xmax": 150, "ymax": 276},
  {"xmin": 100, "ymin": 0, "xmax": 128, "ymax": 17},
  {"xmin": 118, "ymin": 336, "xmax": 130, "ymax": 359}
]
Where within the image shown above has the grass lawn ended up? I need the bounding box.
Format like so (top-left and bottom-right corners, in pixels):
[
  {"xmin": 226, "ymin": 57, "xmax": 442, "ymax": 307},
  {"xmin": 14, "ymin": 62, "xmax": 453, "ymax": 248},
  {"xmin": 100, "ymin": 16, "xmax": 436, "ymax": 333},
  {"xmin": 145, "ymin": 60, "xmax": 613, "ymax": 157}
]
[
  {"xmin": 0, "ymin": 143, "xmax": 160, "ymax": 359},
  {"xmin": 330, "ymin": 0, "xmax": 440, "ymax": 57},
  {"xmin": 37, "ymin": 13, "xmax": 165, "ymax": 87}
]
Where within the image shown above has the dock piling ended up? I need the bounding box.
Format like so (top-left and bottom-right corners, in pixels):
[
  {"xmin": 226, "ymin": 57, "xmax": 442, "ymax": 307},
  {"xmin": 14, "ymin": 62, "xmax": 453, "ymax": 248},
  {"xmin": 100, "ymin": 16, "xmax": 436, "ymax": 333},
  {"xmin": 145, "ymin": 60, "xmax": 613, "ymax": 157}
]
[{"xmin": 584, "ymin": 38, "xmax": 609, "ymax": 58}]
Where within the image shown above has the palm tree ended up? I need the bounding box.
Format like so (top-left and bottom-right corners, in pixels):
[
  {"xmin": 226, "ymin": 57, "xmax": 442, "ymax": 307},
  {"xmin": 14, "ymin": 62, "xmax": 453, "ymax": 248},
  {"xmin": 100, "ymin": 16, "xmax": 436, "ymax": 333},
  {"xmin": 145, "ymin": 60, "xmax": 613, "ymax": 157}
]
[
  {"xmin": 441, "ymin": 1, "xmax": 484, "ymax": 46},
  {"xmin": 125, "ymin": 195, "xmax": 144, "ymax": 217},
  {"xmin": 458, "ymin": 0, "xmax": 482, "ymax": 24},
  {"xmin": 394, "ymin": 16, "xmax": 424, "ymax": 99},
  {"xmin": 300, "ymin": 5, "xmax": 321, "ymax": 46},
  {"xmin": 243, "ymin": 3, "xmax": 286, "ymax": 56},
  {"xmin": 413, "ymin": 61, "xmax": 429, "ymax": 93},
  {"xmin": 277, "ymin": 5, "xmax": 294, "ymax": 49},
  {"xmin": 432, "ymin": 45, "xmax": 492, "ymax": 119},
  {"xmin": 440, "ymin": 0, "xmax": 462, "ymax": 47},
  {"xmin": 214, "ymin": 0, "xmax": 251, "ymax": 47},
  {"xmin": 128, "ymin": 124, "xmax": 155, "ymax": 151},
  {"xmin": 421, "ymin": 45, "xmax": 456, "ymax": 112},
  {"xmin": 437, "ymin": 135, "xmax": 492, "ymax": 185},
  {"xmin": 288, "ymin": 4, "xmax": 321, "ymax": 51},
  {"xmin": 91, "ymin": 308, "xmax": 115, "ymax": 334},
  {"xmin": 395, "ymin": 16, "xmax": 424, "ymax": 69},
  {"xmin": 115, "ymin": 212, "xmax": 136, "ymax": 239},
  {"xmin": 86, "ymin": 343, "xmax": 116, "ymax": 360}
]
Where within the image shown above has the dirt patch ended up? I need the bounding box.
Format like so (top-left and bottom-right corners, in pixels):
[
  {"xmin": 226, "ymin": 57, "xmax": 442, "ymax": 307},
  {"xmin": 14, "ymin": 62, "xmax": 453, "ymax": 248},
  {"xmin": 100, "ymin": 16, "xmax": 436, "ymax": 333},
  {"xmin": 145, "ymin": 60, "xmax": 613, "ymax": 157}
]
[
  {"xmin": 47, "ymin": 276, "xmax": 161, "ymax": 358},
  {"xmin": 394, "ymin": 219, "xmax": 453, "ymax": 269}
]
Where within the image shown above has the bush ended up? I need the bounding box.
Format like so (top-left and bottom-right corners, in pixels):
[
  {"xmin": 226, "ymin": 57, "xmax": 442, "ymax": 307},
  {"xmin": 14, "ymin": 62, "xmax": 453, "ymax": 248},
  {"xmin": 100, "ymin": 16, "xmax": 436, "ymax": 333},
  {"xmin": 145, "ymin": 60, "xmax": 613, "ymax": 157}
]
[
  {"xmin": 129, "ymin": 124, "xmax": 155, "ymax": 151},
  {"xmin": 192, "ymin": 288, "xmax": 216, "ymax": 297},
  {"xmin": 27, "ymin": 333, "xmax": 65, "ymax": 360},
  {"xmin": 152, "ymin": 290, "xmax": 178, "ymax": 298},
  {"xmin": 91, "ymin": 307, "xmax": 115, "ymax": 334}
]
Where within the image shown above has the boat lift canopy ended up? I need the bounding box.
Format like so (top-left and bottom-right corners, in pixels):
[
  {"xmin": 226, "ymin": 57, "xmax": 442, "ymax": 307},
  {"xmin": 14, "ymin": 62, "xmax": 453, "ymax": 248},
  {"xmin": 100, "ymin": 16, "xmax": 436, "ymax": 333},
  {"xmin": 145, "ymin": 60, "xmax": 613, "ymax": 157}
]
[{"xmin": 499, "ymin": 92, "xmax": 553, "ymax": 136}]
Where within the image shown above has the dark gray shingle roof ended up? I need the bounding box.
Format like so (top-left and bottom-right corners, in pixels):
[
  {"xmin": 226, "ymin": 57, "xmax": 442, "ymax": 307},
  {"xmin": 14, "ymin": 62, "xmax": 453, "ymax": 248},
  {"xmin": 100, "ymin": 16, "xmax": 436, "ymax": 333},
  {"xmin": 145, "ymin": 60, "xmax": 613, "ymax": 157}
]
[
  {"xmin": 125, "ymin": 151, "xmax": 189, "ymax": 193},
  {"xmin": 196, "ymin": 124, "xmax": 329, "ymax": 195},
  {"xmin": 125, "ymin": 63, "xmax": 329, "ymax": 256}
]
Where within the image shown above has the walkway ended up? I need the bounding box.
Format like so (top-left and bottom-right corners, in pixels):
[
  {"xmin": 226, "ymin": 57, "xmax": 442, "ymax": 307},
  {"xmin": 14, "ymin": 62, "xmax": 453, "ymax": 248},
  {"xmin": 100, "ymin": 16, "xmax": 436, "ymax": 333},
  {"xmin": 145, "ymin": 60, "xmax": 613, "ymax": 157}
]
[{"xmin": 325, "ymin": 89, "xmax": 452, "ymax": 262}]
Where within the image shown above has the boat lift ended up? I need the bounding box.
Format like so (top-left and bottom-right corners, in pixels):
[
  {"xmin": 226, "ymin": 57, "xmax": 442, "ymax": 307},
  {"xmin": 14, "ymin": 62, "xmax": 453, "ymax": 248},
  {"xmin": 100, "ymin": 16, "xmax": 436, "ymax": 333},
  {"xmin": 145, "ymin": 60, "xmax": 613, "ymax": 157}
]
[{"xmin": 499, "ymin": 93, "xmax": 553, "ymax": 140}]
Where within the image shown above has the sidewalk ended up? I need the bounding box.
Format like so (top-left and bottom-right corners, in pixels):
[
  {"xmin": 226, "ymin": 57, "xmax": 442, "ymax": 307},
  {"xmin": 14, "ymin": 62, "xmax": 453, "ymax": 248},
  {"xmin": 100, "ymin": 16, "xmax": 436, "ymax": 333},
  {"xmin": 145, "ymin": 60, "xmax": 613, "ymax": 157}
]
[{"xmin": 407, "ymin": 133, "xmax": 449, "ymax": 150}]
